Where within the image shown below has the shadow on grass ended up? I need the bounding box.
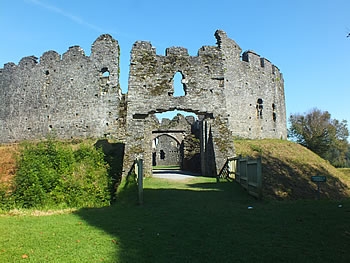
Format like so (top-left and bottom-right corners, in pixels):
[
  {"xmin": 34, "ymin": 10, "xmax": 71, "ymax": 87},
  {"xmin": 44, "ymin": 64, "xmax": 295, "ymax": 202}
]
[
  {"xmin": 75, "ymin": 179, "xmax": 350, "ymax": 262},
  {"xmin": 75, "ymin": 181, "xmax": 257, "ymax": 262},
  {"xmin": 262, "ymin": 155, "xmax": 349, "ymax": 200}
]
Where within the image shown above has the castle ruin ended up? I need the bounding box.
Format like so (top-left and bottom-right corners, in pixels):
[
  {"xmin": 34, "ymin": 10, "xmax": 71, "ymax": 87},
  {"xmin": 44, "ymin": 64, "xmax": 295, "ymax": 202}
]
[{"xmin": 0, "ymin": 30, "xmax": 286, "ymax": 176}]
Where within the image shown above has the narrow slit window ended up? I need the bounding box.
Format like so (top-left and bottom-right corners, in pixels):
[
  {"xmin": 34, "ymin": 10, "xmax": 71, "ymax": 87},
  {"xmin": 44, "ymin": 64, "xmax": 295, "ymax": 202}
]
[{"xmin": 256, "ymin": 98, "xmax": 263, "ymax": 119}]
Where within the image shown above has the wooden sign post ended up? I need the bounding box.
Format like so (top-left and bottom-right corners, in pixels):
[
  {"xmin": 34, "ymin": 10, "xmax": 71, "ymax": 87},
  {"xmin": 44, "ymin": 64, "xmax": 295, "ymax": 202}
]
[{"xmin": 311, "ymin": 175, "xmax": 326, "ymax": 200}]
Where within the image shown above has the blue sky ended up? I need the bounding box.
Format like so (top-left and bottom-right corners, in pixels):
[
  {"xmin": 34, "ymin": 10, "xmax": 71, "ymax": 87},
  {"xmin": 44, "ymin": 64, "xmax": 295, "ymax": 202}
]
[{"xmin": 1, "ymin": 0, "xmax": 349, "ymax": 127}]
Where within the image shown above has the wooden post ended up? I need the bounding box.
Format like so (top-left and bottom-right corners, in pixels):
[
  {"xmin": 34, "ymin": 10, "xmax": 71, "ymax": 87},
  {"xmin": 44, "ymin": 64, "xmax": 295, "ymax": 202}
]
[
  {"xmin": 137, "ymin": 159, "xmax": 143, "ymax": 205},
  {"xmin": 256, "ymin": 157, "xmax": 262, "ymax": 199}
]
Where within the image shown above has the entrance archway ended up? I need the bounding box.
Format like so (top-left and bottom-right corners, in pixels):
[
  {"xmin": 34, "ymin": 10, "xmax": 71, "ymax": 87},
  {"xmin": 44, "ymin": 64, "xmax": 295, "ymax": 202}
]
[{"xmin": 123, "ymin": 39, "xmax": 235, "ymax": 177}]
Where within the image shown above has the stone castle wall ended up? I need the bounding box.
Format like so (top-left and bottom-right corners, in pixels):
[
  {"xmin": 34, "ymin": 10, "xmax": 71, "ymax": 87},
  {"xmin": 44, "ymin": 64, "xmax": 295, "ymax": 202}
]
[
  {"xmin": 125, "ymin": 38, "xmax": 236, "ymax": 175},
  {"xmin": 216, "ymin": 30, "xmax": 287, "ymax": 139},
  {"xmin": 0, "ymin": 34, "xmax": 122, "ymax": 143},
  {"xmin": 0, "ymin": 30, "xmax": 287, "ymax": 175}
]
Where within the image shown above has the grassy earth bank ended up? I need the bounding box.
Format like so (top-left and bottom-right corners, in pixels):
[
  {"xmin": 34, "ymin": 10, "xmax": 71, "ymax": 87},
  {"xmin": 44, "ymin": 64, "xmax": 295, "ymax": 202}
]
[{"xmin": 234, "ymin": 139, "xmax": 350, "ymax": 200}]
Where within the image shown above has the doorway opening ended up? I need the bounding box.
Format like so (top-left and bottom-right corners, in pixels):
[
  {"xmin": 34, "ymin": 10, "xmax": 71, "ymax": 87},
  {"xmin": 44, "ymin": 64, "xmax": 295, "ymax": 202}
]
[{"xmin": 151, "ymin": 110, "xmax": 201, "ymax": 173}]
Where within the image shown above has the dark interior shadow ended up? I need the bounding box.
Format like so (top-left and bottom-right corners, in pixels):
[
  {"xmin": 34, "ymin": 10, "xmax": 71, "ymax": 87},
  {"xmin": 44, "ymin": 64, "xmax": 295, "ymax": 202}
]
[
  {"xmin": 94, "ymin": 139, "xmax": 125, "ymax": 202},
  {"xmin": 206, "ymin": 126, "xmax": 217, "ymax": 177}
]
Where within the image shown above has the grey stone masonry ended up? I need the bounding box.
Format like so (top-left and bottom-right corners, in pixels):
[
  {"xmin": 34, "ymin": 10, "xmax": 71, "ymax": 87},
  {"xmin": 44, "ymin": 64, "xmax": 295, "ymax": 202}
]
[
  {"xmin": 215, "ymin": 30, "xmax": 287, "ymax": 139},
  {"xmin": 0, "ymin": 30, "xmax": 287, "ymax": 176},
  {"xmin": 0, "ymin": 34, "xmax": 121, "ymax": 143}
]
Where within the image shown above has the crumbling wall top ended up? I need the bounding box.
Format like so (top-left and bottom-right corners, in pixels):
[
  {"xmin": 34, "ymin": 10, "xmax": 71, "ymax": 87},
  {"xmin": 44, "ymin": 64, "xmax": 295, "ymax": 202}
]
[
  {"xmin": 91, "ymin": 34, "xmax": 119, "ymax": 59},
  {"xmin": 62, "ymin": 46, "xmax": 86, "ymax": 61},
  {"xmin": 40, "ymin": 51, "xmax": 61, "ymax": 65},
  {"xmin": 215, "ymin": 29, "xmax": 242, "ymax": 54},
  {"xmin": 166, "ymin": 47, "xmax": 189, "ymax": 56},
  {"xmin": 18, "ymin": 56, "xmax": 38, "ymax": 68},
  {"xmin": 132, "ymin": 41, "xmax": 156, "ymax": 53}
]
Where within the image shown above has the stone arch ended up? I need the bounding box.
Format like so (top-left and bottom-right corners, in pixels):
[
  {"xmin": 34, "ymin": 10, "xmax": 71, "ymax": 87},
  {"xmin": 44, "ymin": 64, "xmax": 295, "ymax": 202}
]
[
  {"xmin": 124, "ymin": 37, "xmax": 236, "ymax": 177},
  {"xmin": 152, "ymin": 134, "xmax": 181, "ymax": 167},
  {"xmin": 151, "ymin": 132, "xmax": 183, "ymax": 146}
]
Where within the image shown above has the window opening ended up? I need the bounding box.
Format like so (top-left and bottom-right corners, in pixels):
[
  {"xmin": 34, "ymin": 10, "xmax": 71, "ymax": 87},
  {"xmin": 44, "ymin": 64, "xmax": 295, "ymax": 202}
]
[
  {"xmin": 160, "ymin": 150, "xmax": 165, "ymax": 160},
  {"xmin": 273, "ymin": 112, "xmax": 277, "ymax": 122},
  {"xmin": 155, "ymin": 110, "xmax": 197, "ymax": 121},
  {"xmin": 101, "ymin": 67, "xmax": 110, "ymax": 78},
  {"xmin": 256, "ymin": 98, "xmax": 263, "ymax": 119},
  {"xmin": 173, "ymin": 71, "xmax": 186, "ymax": 97}
]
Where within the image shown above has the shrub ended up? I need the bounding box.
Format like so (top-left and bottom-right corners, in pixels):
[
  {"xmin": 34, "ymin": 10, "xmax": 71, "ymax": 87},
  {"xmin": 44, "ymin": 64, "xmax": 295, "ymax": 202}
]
[{"xmin": 5, "ymin": 139, "xmax": 112, "ymax": 209}]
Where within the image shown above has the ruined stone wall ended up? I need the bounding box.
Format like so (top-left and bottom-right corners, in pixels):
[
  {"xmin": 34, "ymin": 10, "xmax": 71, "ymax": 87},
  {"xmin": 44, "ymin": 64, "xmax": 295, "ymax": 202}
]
[
  {"xmin": 215, "ymin": 30, "xmax": 287, "ymax": 139},
  {"xmin": 126, "ymin": 40, "xmax": 236, "ymax": 176},
  {"xmin": 0, "ymin": 30, "xmax": 287, "ymax": 176},
  {"xmin": 0, "ymin": 34, "xmax": 122, "ymax": 143},
  {"xmin": 154, "ymin": 135, "xmax": 180, "ymax": 166},
  {"xmin": 125, "ymin": 30, "xmax": 286, "ymax": 176},
  {"xmin": 151, "ymin": 114, "xmax": 201, "ymax": 170}
]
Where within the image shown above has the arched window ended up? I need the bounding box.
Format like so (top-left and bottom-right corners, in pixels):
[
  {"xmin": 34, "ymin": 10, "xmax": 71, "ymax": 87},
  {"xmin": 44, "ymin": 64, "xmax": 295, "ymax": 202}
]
[
  {"xmin": 101, "ymin": 67, "xmax": 110, "ymax": 78},
  {"xmin": 160, "ymin": 150, "xmax": 165, "ymax": 160},
  {"xmin": 173, "ymin": 71, "xmax": 186, "ymax": 97}
]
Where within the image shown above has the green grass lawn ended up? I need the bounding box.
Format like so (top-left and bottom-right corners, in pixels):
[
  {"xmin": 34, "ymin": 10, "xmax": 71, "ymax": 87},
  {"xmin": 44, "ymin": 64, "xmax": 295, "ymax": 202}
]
[{"xmin": 1, "ymin": 176, "xmax": 350, "ymax": 262}]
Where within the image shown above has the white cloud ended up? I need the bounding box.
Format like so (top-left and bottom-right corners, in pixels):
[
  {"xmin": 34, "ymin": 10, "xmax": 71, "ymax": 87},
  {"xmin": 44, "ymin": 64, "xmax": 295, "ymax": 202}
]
[{"xmin": 26, "ymin": 0, "xmax": 105, "ymax": 33}]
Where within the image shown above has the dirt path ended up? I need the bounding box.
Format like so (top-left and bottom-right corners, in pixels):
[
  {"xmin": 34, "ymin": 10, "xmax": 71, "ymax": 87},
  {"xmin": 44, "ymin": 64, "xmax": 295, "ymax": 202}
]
[{"xmin": 152, "ymin": 170, "xmax": 202, "ymax": 180}]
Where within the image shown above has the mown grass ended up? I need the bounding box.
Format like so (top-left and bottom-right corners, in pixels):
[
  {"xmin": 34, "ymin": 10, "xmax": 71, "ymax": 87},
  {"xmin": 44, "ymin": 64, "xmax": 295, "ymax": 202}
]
[{"xmin": 1, "ymin": 176, "xmax": 349, "ymax": 263}]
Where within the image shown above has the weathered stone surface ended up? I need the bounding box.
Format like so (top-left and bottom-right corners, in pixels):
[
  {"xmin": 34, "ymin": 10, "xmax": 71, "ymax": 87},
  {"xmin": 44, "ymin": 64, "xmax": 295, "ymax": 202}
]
[
  {"xmin": 0, "ymin": 34, "xmax": 121, "ymax": 142},
  {"xmin": 151, "ymin": 114, "xmax": 200, "ymax": 172},
  {"xmin": 0, "ymin": 30, "xmax": 287, "ymax": 177}
]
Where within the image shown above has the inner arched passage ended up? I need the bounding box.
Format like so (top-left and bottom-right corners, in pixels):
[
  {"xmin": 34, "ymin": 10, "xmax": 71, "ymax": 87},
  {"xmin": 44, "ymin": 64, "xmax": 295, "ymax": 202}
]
[
  {"xmin": 152, "ymin": 134, "xmax": 181, "ymax": 168},
  {"xmin": 150, "ymin": 110, "xmax": 203, "ymax": 173}
]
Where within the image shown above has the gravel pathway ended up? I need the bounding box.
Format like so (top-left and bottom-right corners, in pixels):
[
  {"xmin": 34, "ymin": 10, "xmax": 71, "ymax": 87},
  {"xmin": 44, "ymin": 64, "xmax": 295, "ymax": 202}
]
[{"xmin": 152, "ymin": 170, "xmax": 201, "ymax": 180}]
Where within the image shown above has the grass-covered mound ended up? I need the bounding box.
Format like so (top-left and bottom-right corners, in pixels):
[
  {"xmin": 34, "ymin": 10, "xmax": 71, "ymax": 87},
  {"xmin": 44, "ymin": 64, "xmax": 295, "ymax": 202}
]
[
  {"xmin": 234, "ymin": 139, "xmax": 350, "ymax": 200},
  {"xmin": 0, "ymin": 139, "xmax": 123, "ymax": 210}
]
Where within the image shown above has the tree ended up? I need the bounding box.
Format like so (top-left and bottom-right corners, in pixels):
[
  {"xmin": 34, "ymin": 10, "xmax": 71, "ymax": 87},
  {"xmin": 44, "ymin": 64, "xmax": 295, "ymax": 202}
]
[{"xmin": 288, "ymin": 108, "xmax": 349, "ymax": 167}]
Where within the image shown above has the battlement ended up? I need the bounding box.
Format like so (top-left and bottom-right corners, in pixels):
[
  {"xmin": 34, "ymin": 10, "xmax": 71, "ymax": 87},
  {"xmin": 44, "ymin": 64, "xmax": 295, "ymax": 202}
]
[
  {"xmin": 1, "ymin": 34, "xmax": 119, "ymax": 71},
  {"xmin": 40, "ymin": 51, "xmax": 61, "ymax": 65},
  {"xmin": 166, "ymin": 47, "xmax": 189, "ymax": 56},
  {"xmin": 241, "ymin": 50, "xmax": 281, "ymax": 77},
  {"xmin": 62, "ymin": 46, "xmax": 86, "ymax": 61},
  {"xmin": 132, "ymin": 41, "xmax": 156, "ymax": 53},
  {"xmin": 18, "ymin": 56, "xmax": 38, "ymax": 68}
]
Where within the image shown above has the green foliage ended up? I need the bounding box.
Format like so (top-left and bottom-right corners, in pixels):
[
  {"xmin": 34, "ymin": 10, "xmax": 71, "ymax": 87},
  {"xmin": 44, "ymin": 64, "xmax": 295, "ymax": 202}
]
[
  {"xmin": 288, "ymin": 108, "xmax": 349, "ymax": 167},
  {"xmin": 2, "ymin": 140, "xmax": 112, "ymax": 209}
]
